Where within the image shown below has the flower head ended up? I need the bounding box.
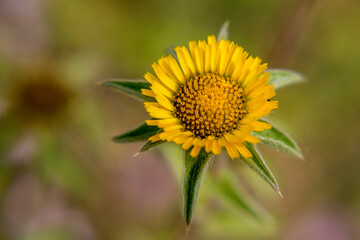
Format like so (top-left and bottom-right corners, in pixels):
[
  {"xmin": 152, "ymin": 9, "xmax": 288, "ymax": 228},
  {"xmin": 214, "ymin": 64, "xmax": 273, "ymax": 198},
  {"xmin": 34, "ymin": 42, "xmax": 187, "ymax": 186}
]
[
  {"xmin": 142, "ymin": 35, "xmax": 278, "ymax": 159},
  {"xmin": 9, "ymin": 67, "xmax": 72, "ymax": 126}
]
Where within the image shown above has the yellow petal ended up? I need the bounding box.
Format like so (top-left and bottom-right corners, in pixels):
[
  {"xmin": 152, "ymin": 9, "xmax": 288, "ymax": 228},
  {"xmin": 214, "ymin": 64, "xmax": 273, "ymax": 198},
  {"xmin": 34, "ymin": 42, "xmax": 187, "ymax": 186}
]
[
  {"xmin": 232, "ymin": 124, "xmax": 253, "ymax": 138},
  {"xmin": 145, "ymin": 119, "xmax": 158, "ymax": 126},
  {"xmin": 248, "ymin": 84, "xmax": 274, "ymax": 100},
  {"xmin": 212, "ymin": 139, "xmax": 221, "ymax": 155},
  {"xmin": 245, "ymin": 72, "xmax": 269, "ymax": 95},
  {"xmin": 224, "ymin": 141, "xmax": 239, "ymax": 159},
  {"xmin": 182, "ymin": 137, "xmax": 194, "ymax": 150},
  {"xmin": 205, "ymin": 136, "xmax": 215, "ymax": 153},
  {"xmin": 244, "ymin": 135, "xmax": 260, "ymax": 144},
  {"xmin": 144, "ymin": 72, "xmax": 158, "ymax": 84},
  {"xmin": 246, "ymin": 98, "xmax": 267, "ymax": 111},
  {"xmin": 159, "ymin": 128, "xmax": 181, "ymax": 140},
  {"xmin": 174, "ymin": 133, "xmax": 191, "ymax": 144},
  {"xmin": 242, "ymin": 58, "xmax": 265, "ymax": 86},
  {"xmin": 218, "ymin": 40, "xmax": 230, "ymax": 76},
  {"xmin": 149, "ymin": 134, "xmax": 161, "ymax": 142},
  {"xmin": 167, "ymin": 55, "xmax": 186, "ymax": 83},
  {"xmin": 234, "ymin": 143, "xmax": 253, "ymax": 159},
  {"xmin": 156, "ymin": 118, "xmax": 179, "ymax": 128},
  {"xmin": 175, "ymin": 46, "xmax": 191, "ymax": 79},
  {"xmin": 204, "ymin": 44, "xmax": 211, "ymax": 73},
  {"xmin": 263, "ymin": 88, "xmax": 276, "ymax": 100},
  {"xmin": 225, "ymin": 46, "xmax": 245, "ymax": 76},
  {"xmin": 207, "ymin": 35, "xmax": 217, "ymax": 45},
  {"xmin": 251, "ymin": 121, "xmax": 272, "ymax": 131},
  {"xmin": 146, "ymin": 106, "xmax": 173, "ymax": 119},
  {"xmin": 181, "ymin": 46, "xmax": 196, "ymax": 76},
  {"xmin": 198, "ymin": 40, "xmax": 207, "ymax": 54},
  {"xmin": 141, "ymin": 89, "xmax": 156, "ymax": 98},
  {"xmin": 151, "ymin": 81, "xmax": 173, "ymax": 99},
  {"xmin": 190, "ymin": 144, "xmax": 202, "ymax": 157},
  {"xmin": 158, "ymin": 57, "xmax": 181, "ymax": 84},
  {"xmin": 152, "ymin": 63, "xmax": 178, "ymax": 92},
  {"xmin": 210, "ymin": 42, "xmax": 219, "ymax": 73},
  {"xmin": 163, "ymin": 125, "xmax": 183, "ymax": 132},
  {"xmin": 144, "ymin": 102, "xmax": 162, "ymax": 108},
  {"xmin": 189, "ymin": 41, "xmax": 204, "ymax": 75},
  {"xmin": 166, "ymin": 131, "xmax": 183, "ymax": 141},
  {"xmin": 155, "ymin": 94, "xmax": 175, "ymax": 111}
]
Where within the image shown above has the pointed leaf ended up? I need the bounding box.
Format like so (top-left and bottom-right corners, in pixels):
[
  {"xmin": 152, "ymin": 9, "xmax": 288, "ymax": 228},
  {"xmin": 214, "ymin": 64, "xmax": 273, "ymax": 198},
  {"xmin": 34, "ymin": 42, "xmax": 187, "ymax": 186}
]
[
  {"xmin": 267, "ymin": 69, "xmax": 305, "ymax": 90},
  {"xmin": 102, "ymin": 79, "xmax": 154, "ymax": 102},
  {"xmin": 240, "ymin": 143, "xmax": 281, "ymax": 196},
  {"xmin": 138, "ymin": 140, "xmax": 166, "ymax": 154},
  {"xmin": 112, "ymin": 123, "xmax": 160, "ymax": 143},
  {"xmin": 252, "ymin": 120, "xmax": 303, "ymax": 158},
  {"xmin": 217, "ymin": 21, "xmax": 230, "ymax": 41},
  {"xmin": 183, "ymin": 148, "xmax": 211, "ymax": 230}
]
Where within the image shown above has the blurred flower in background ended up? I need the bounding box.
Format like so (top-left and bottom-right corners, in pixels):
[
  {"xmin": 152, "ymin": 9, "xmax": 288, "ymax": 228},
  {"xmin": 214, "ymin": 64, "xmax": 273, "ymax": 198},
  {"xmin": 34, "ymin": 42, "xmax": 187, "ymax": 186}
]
[
  {"xmin": 0, "ymin": 1, "xmax": 103, "ymax": 239},
  {"xmin": 8, "ymin": 64, "xmax": 72, "ymax": 126},
  {"xmin": 0, "ymin": 48, "xmax": 101, "ymax": 240}
]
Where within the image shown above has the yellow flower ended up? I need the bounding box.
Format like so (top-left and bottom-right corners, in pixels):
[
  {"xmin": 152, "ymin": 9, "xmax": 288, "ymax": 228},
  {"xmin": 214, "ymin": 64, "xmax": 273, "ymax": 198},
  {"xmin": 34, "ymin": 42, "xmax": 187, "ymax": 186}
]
[{"xmin": 142, "ymin": 35, "xmax": 278, "ymax": 159}]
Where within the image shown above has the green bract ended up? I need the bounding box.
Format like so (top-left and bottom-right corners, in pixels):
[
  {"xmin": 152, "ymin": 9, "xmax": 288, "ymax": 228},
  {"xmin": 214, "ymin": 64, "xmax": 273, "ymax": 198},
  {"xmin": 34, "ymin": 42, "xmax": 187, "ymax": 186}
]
[{"xmin": 102, "ymin": 79, "xmax": 153, "ymax": 102}]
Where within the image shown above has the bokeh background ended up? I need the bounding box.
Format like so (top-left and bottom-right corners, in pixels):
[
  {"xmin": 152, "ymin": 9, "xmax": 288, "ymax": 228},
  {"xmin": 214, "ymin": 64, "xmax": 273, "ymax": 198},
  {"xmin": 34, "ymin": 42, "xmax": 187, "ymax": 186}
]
[{"xmin": 1, "ymin": 0, "xmax": 360, "ymax": 239}]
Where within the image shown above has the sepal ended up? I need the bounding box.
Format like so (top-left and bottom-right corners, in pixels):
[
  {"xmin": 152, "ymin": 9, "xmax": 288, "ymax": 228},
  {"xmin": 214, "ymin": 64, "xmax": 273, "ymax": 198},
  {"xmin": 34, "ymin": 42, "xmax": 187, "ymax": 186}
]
[
  {"xmin": 252, "ymin": 119, "xmax": 303, "ymax": 159},
  {"xmin": 267, "ymin": 69, "xmax": 305, "ymax": 90},
  {"xmin": 239, "ymin": 143, "xmax": 282, "ymax": 197},
  {"xmin": 112, "ymin": 123, "xmax": 160, "ymax": 143},
  {"xmin": 183, "ymin": 148, "xmax": 212, "ymax": 232},
  {"xmin": 217, "ymin": 21, "xmax": 230, "ymax": 41},
  {"xmin": 102, "ymin": 79, "xmax": 154, "ymax": 102}
]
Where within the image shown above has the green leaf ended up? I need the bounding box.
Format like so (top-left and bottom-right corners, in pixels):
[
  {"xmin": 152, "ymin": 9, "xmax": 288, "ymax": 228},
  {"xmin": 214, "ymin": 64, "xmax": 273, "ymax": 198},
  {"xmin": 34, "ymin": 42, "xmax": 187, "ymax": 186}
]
[
  {"xmin": 137, "ymin": 140, "xmax": 166, "ymax": 155},
  {"xmin": 252, "ymin": 120, "xmax": 303, "ymax": 159},
  {"xmin": 267, "ymin": 69, "xmax": 305, "ymax": 90},
  {"xmin": 217, "ymin": 21, "xmax": 230, "ymax": 41},
  {"xmin": 112, "ymin": 123, "xmax": 160, "ymax": 143},
  {"xmin": 102, "ymin": 79, "xmax": 154, "ymax": 102},
  {"xmin": 183, "ymin": 148, "xmax": 212, "ymax": 231},
  {"xmin": 240, "ymin": 143, "xmax": 281, "ymax": 196}
]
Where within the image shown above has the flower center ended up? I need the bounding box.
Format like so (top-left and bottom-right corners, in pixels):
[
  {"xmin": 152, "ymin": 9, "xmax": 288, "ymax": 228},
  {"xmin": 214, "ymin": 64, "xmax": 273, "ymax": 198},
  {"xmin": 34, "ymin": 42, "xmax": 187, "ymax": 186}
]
[
  {"xmin": 12, "ymin": 72, "xmax": 72, "ymax": 122},
  {"xmin": 174, "ymin": 73, "xmax": 247, "ymax": 139}
]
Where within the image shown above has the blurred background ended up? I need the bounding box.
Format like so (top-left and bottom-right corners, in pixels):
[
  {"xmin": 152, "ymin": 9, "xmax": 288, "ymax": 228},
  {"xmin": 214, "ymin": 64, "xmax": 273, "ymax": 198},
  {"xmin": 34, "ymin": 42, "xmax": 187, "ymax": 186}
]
[{"xmin": 1, "ymin": 0, "xmax": 360, "ymax": 239}]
